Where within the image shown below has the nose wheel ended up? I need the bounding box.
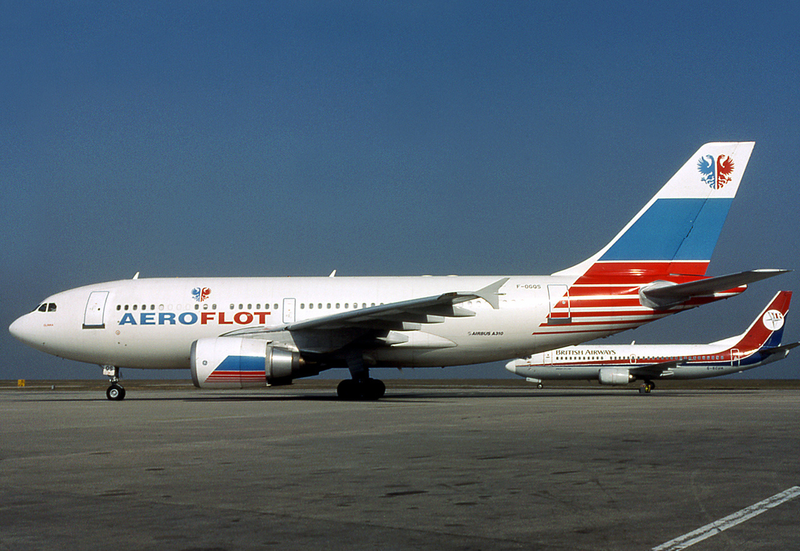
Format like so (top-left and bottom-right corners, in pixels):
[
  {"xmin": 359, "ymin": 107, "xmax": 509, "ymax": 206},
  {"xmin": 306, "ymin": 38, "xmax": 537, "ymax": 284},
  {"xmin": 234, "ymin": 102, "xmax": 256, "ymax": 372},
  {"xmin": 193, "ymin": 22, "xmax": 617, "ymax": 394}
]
[
  {"xmin": 102, "ymin": 365, "xmax": 126, "ymax": 401},
  {"xmin": 106, "ymin": 383, "xmax": 126, "ymax": 401}
]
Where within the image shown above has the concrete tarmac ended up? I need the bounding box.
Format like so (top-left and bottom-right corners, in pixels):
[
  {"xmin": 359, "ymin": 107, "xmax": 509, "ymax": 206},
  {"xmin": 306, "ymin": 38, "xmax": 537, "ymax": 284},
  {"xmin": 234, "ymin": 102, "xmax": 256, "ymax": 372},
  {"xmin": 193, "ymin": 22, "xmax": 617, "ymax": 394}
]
[{"xmin": 1, "ymin": 383, "xmax": 798, "ymax": 550}]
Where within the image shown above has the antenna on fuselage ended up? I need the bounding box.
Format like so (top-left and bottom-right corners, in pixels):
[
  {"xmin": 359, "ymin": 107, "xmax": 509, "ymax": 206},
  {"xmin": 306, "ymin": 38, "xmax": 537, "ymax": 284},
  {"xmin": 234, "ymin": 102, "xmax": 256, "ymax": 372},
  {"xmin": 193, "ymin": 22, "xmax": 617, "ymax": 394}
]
[
  {"xmin": 133, "ymin": 272, "xmax": 140, "ymax": 280},
  {"xmin": 329, "ymin": 270, "xmax": 336, "ymax": 278}
]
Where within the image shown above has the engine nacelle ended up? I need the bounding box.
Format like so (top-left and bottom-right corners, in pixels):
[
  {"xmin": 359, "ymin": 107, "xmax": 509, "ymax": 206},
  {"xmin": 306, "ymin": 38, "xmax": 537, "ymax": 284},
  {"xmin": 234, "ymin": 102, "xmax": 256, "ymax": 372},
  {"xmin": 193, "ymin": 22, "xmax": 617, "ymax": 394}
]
[
  {"xmin": 191, "ymin": 337, "xmax": 303, "ymax": 389},
  {"xmin": 598, "ymin": 367, "xmax": 633, "ymax": 386}
]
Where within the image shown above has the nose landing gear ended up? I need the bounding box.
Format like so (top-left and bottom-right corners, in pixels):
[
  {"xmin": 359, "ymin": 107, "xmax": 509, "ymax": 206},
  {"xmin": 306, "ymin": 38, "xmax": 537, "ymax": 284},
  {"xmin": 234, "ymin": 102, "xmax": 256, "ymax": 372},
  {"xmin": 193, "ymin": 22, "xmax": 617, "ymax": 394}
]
[{"xmin": 102, "ymin": 365, "xmax": 126, "ymax": 401}]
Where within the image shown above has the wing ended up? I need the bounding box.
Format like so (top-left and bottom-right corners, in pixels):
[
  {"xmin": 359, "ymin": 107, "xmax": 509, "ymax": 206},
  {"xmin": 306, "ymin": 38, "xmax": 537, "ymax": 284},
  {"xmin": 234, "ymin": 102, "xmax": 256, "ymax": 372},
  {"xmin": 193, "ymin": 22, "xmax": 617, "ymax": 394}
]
[
  {"xmin": 288, "ymin": 278, "xmax": 507, "ymax": 332},
  {"xmin": 630, "ymin": 359, "xmax": 684, "ymax": 379},
  {"xmin": 222, "ymin": 278, "xmax": 509, "ymax": 348}
]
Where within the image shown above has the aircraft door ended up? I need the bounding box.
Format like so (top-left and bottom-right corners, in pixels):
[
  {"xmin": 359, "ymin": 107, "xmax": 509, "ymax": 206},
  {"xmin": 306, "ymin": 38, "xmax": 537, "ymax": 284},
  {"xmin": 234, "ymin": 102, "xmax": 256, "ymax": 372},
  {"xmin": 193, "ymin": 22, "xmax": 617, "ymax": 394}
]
[
  {"xmin": 83, "ymin": 291, "xmax": 109, "ymax": 329},
  {"xmin": 544, "ymin": 350, "xmax": 553, "ymax": 365},
  {"xmin": 283, "ymin": 298, "xmax": 296, "ymax": 324},
  {"xmin": 731, "ymin": 349, "xmax": 742, "ymax": 367},
  {"xmin": 547, "ymin": 284, "xmax": 571, "ymax": 324}
]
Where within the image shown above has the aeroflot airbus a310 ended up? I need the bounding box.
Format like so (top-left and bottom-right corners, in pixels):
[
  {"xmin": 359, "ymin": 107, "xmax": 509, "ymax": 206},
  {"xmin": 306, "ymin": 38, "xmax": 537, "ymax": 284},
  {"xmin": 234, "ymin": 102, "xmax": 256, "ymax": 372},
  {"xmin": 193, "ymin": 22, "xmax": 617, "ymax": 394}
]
[
  {"xmin": 506, "ymin": 291, "xmax": 798, "ymax": 392},
  {"xmin": 9, "ymin": 142, "xmax": 787, "ymax": 400}
]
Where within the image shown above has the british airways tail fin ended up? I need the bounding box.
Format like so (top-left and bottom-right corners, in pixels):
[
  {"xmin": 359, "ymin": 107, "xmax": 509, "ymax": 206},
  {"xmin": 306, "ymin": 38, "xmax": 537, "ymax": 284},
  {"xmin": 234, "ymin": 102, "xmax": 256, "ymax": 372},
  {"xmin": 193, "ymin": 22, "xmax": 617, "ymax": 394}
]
[
  {"xmin": 555, "ymin": 142, "xmax": 755, "ymax": 278},
  {"xmin": 727, "ymin": 290, "xmax": 793, "ymax": 350}
]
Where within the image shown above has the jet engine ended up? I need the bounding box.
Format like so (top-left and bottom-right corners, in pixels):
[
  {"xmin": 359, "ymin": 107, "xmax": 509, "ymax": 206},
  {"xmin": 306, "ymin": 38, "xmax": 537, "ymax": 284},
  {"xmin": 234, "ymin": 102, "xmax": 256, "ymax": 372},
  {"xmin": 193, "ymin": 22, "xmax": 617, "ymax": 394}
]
[
  {"xmin": 191, "ymin": 337, "xmax": 305, "ymax": 388},
  {"xmin": 598, "ymin": 367, "xmax": 634, "ymax": 386}
]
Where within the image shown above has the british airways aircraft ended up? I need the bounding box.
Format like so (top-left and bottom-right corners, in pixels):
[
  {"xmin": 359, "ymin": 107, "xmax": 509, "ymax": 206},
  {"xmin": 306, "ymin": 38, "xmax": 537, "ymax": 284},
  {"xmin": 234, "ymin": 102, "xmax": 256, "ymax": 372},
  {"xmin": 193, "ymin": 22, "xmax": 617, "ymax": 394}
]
[
  {"xmin": 506, "ymin": 291, "xmax": 798, "ymax": 392},
  {"xmin": 9, "ymin": 142, "xmax": 786, "ymax": 400}
]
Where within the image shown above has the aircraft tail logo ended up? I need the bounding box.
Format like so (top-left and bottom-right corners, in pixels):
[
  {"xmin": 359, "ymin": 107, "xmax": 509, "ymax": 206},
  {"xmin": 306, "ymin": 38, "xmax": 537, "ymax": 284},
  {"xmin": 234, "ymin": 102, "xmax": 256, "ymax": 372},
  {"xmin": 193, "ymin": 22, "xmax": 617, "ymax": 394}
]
[
  {"xmin": 762, "ymin": 309, "xmax": 785, "ymax": 332},
  {"xmin": 733, "ymin": 291, "xmax": 792, "ymax": 350},
  {"xmin": 698, "ymin": 155, "xmax": 735, "ymax": 189}
]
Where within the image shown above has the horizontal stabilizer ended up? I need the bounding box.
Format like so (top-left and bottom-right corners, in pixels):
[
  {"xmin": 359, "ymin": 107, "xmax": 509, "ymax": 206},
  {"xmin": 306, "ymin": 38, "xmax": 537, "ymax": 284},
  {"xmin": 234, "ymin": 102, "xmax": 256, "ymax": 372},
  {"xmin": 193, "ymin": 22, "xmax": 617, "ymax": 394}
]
[
  {"xmin": 761, "ymin": 342, "xmax": 800, "ymax": 358},
  {"xmin": 639, "ymin": 269, "xmax": 790, "ymax": 309}
]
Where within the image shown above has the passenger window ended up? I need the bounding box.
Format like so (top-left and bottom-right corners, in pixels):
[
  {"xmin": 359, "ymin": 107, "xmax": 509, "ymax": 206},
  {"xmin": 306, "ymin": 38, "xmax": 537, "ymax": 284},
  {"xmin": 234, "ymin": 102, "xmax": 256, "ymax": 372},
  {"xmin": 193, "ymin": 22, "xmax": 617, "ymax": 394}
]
[
  {"xmin": 133, "ymin": 304, "xmax": 138, "ymax": 311},
  {"xmin": 300, "ymin": 303, "xmax": 305, "ymax": 309},
  {"xmin": 327, "ymin": 303, "xmax": 331, "ymax": 309},
  {"xmin": 116, "ymin": 305, "xmax": 121, "ymax": 311},
  {"xmin": 309, "ymin": 303, "xmax": 314, "ymax": 309},
  {"xmin": 248, "ymin": 304, "xmax": 252, "ymax": 309},
  {"xmin": 318, "ymin": 303, "xmax": 322, "ymax": 309},
  {"xmin": 194, "ymin": 304, "xmax": 200, "ymax": 310},
  {"xmin": 273, "ymin": 303, "xmax": 279, "ymax": 310}
]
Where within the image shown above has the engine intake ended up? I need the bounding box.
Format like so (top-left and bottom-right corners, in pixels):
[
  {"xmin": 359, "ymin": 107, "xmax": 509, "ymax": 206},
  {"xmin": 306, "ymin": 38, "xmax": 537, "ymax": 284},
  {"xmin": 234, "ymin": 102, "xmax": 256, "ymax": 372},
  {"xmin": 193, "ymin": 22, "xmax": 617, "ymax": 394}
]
[
  {"xmin": 191, "ymin": 337, "xmax": 304, "ymax": 388},
  {"xmin": 598, "ymin": 367, "xmax": 633, "ymax": 386}
]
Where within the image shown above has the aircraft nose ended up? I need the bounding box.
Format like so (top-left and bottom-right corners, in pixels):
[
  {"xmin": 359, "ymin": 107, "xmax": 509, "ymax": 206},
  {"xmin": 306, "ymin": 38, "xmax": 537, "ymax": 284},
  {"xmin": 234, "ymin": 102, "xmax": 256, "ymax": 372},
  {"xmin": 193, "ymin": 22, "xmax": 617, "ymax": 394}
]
[
  {"xmin": 9, "ymin": 314, "xmax": 34, "ymax": 345},
  {"xmin": 504, "ymin": 359, "xmax": 518, "ymax": 374}
]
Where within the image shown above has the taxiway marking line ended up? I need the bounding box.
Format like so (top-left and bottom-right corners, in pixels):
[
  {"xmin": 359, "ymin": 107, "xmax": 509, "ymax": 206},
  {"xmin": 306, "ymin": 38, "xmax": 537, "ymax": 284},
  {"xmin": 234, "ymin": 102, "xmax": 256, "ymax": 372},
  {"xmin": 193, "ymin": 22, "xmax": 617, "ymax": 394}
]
[{"xmin": 652, "ymin": 485, "xmax": 800, "ymax": 551}]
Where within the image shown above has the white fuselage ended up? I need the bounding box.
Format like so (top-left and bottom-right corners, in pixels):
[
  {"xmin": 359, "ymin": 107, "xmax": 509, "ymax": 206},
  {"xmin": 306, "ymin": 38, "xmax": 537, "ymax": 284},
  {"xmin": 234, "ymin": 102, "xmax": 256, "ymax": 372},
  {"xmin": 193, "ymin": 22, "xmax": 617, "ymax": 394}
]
[
  {"xmin": 12, "ymin": 274, "xmax": 617, "ymax": 371},
  {"xmin": 508, "ymin": 338, "xmax": 775, "ymax": 381}
]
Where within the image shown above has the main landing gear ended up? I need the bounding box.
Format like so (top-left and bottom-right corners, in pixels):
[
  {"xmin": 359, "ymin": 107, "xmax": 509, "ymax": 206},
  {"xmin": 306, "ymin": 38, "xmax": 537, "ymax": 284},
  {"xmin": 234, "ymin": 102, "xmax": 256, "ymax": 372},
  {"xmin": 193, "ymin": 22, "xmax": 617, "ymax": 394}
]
[
  {"xmin": 337, "ymin": 378, "xmax": 386, "ymax": 401},
  {"xmin": 338, "ymin": 355, "xmax": 386, "ymax": 401},
  {"xmin": 638, "ymin": 380, "xmax": 655, "ymax": 394},
  {"xmin": 102, "ymin": 365, "xmax": 126, "ymax": 401}
]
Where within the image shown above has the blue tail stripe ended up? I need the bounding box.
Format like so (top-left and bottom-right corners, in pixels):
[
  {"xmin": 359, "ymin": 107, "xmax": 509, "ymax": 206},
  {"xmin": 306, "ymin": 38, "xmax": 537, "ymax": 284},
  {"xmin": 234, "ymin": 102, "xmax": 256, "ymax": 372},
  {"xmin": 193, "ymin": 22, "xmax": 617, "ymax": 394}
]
[
  {"xmin": 600, "ymin": 198, "xmax": 734, "ymax": 261},
  {"xmin": 763, "ymin": 327, "xmax": 784, "ymax": 348}
]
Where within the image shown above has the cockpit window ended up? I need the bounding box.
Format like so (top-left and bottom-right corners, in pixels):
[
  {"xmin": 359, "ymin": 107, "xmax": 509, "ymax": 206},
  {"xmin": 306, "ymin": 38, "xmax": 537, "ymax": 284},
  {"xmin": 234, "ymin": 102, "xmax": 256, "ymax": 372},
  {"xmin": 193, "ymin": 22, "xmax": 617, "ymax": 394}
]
[
  {"xmin": 38, "ymin": 303, "xmax": 47, "ymax": 312},
  {"xmin": 47, "ymin": 303, "xmax": 57, "ymax": 312},
  {"xmin": 36, "ymin": 303, "xmax": 57, "ymax": 312}
]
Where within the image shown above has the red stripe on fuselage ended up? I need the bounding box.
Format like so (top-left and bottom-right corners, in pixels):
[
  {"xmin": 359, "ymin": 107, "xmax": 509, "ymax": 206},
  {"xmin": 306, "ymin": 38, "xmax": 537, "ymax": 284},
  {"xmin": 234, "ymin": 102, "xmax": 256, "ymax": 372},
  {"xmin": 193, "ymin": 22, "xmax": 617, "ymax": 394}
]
[{"xmin": 576, "ymin": 260, "xmax": 710, "ymax": 280}]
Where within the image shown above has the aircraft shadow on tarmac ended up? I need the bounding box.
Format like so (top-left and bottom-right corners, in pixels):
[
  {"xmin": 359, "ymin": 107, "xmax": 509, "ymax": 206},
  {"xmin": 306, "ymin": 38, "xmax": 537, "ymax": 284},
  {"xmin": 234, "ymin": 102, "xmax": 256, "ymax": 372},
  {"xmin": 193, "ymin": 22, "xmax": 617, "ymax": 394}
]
[{"xmin": 8, "ymin": 388, "xmax": 762, "ymax": 403}]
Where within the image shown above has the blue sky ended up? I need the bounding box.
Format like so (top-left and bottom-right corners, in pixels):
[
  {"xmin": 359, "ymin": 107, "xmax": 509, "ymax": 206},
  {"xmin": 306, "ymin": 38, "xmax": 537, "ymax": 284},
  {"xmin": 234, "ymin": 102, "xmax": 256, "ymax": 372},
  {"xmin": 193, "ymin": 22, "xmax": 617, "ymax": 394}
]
[{"xmin": 2, "ymin": 2, "xmax": 799, "ymax": 381}]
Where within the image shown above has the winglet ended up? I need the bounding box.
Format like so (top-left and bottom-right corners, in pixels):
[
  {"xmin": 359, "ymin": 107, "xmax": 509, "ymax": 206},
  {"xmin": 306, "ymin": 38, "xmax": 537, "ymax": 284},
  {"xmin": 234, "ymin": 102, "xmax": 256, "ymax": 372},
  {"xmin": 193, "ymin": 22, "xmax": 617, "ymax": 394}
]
[{"xmin": 471, "ymin": 277, "xmax": 509, "ymax": 310}]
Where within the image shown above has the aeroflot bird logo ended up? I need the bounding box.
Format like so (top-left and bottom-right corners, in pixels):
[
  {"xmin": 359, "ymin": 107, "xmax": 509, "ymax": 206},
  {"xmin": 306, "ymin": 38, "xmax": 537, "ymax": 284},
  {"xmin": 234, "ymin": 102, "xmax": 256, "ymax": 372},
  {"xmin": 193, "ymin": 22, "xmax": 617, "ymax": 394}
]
[
  {"xmin": 192, "ymin": 287, "xmax": 211, "ymax": 302},
  {"xmin": 697, "ymin": 155, "xmax": 735, "ymax": 189}
]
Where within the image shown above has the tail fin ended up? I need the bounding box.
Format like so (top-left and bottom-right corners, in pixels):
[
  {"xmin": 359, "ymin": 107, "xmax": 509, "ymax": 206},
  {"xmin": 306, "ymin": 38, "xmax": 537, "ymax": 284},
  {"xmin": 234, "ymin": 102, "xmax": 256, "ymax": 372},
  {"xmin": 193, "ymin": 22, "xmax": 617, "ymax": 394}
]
[
  {"xmin": 728, "ymin": 291, "xmax": 792, "ymax": 350},
  {"xmin": 556, "ymin": 142, "xmax": 755, "ymax": 278}
]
